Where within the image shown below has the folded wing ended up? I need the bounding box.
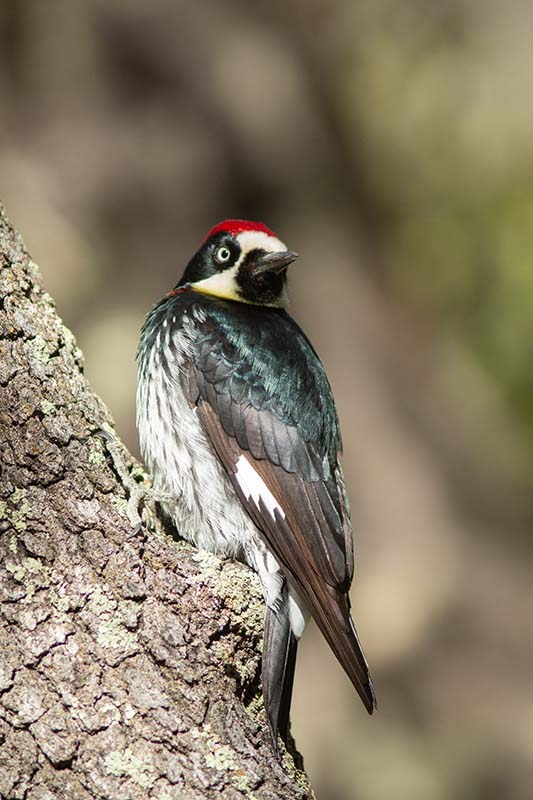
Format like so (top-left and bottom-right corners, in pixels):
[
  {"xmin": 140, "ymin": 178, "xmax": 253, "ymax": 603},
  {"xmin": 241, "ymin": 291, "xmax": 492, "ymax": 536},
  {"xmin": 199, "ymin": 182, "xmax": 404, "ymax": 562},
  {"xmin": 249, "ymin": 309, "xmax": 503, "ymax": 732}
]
[{"xmin": 175, "ymin": 303, "xmax": 376, "ymax": 714}]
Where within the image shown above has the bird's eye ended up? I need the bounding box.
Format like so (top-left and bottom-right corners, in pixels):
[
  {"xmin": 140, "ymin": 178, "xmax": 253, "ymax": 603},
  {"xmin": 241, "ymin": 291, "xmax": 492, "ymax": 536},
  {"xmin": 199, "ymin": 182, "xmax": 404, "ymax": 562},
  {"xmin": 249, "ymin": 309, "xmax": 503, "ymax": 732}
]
[{"xmin": 215, "ymin": 246, "xmax": 232, "ymax": 265}]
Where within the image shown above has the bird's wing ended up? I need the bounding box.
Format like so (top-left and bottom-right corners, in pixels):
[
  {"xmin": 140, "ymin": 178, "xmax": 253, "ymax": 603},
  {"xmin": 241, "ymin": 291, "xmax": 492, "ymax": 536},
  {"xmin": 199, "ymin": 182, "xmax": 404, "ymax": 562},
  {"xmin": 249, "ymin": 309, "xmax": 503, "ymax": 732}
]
[{"xmin": 178, "ymin": 304, "xmax": 376, "ymax": 713}]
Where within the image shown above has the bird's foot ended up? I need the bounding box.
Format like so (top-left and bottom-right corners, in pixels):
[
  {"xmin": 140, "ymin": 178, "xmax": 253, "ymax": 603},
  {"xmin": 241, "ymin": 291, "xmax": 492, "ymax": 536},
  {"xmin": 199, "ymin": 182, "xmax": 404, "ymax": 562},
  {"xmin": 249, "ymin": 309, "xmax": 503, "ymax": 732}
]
[{"xmin": 94, "ymin": 426, "xmax": 155, "ymax": 532}]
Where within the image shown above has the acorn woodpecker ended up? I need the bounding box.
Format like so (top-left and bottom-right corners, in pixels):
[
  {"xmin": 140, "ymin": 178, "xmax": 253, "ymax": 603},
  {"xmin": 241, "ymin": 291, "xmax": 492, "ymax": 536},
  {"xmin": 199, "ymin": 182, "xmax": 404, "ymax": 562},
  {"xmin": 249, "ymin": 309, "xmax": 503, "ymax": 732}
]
[{"xmin": 136, "ymin": 219, "xmax": 376, "ymax": 752}]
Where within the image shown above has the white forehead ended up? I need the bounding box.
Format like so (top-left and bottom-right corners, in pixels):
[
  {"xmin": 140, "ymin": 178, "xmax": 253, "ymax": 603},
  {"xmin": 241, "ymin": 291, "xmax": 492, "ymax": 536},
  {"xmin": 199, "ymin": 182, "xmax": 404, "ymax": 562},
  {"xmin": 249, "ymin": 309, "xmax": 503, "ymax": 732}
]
[{"xmin": 235, "ymin": 229, "xmax": 287, "ymax": 255}]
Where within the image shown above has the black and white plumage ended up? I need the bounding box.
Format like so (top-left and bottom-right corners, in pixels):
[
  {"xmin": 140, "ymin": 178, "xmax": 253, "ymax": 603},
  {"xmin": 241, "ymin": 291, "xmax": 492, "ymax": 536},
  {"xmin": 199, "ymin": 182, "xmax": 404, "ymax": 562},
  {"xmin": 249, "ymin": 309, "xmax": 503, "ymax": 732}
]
[{"xmin": 137, "ymin": 219, "xmax": 376, "ymax": 752}]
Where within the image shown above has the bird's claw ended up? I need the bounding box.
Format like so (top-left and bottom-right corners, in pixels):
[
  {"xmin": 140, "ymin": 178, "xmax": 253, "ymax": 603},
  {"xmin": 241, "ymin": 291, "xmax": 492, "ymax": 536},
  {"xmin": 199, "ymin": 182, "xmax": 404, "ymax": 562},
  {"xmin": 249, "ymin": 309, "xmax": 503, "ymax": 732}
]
[{"xmin": 93, "ymin": 427, "xmax": 150, "ymax": 532}]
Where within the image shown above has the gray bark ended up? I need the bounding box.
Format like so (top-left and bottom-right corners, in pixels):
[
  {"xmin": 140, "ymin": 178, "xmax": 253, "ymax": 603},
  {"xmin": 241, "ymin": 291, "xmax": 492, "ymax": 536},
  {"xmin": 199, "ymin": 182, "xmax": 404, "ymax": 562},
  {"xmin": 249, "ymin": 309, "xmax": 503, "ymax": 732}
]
[{"xmin": 0, "ymin": 203, "xmax": 312, "ymax": 800}]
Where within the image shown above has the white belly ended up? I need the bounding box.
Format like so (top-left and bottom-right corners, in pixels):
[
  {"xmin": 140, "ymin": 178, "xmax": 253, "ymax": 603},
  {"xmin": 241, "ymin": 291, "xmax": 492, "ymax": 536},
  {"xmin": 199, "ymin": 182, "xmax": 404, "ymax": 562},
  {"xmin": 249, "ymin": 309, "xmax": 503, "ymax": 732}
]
[{"xmin": 137, "ymin": 339, "xmax": 256, "ymax": 559}]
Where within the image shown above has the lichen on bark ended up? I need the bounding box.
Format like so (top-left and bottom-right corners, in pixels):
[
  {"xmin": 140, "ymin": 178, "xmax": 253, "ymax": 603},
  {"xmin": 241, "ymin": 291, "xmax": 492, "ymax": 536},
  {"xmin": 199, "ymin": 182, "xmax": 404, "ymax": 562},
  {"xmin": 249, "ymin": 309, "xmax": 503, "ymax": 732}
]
[{"xmin": 0, "ymin": 203, "xmax": 312, "ymax": 800}]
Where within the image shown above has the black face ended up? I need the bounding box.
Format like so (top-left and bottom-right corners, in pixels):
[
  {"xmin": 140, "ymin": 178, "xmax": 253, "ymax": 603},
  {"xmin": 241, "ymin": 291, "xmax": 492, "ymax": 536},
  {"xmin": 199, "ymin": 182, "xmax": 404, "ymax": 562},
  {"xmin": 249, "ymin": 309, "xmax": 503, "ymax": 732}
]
[
  {"xmin": 236, "ymin": 248, "xmax": 287, "ymax": 305},
  {"xmin": 178, "ymin": 232, "xmax": 241, "ymax": 286}
]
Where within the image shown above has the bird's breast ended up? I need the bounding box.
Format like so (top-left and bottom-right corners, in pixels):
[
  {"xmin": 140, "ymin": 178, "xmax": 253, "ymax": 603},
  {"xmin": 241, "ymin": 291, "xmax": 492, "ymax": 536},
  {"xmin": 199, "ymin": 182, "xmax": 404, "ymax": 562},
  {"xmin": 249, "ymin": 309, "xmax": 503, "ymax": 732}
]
[{"xmin": 136, "ymin": 307, "xmax": 258, "ymax": 558}]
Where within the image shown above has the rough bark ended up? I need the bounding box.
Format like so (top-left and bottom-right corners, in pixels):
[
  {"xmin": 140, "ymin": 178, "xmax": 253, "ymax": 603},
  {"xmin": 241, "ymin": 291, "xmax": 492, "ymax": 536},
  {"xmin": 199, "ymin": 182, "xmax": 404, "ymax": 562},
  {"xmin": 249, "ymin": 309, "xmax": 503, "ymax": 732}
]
[{"xmin": 0, "ymin": 203, "xmax": 312, "ymax": 800}]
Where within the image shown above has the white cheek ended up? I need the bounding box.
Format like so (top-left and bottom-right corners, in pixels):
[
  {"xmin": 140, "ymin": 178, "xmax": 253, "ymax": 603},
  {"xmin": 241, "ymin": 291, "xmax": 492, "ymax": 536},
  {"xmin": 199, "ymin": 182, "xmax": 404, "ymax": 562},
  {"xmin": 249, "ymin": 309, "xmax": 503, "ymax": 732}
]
[
  {"xmin": 235, "ymin": 454, "xmax": 285, "ymax": 521},
  {"xmin": 190, "ymin": 265, "xmax": 240, "ymax": 299}
]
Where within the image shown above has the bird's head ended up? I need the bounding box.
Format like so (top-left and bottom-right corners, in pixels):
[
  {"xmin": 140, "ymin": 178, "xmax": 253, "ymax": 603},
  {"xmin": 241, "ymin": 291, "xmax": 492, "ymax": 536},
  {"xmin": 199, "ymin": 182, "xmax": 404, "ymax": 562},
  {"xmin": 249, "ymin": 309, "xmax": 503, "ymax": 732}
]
[{"xmin": 178, "ymin": 220, "xmax": 298, "ymax": 308}]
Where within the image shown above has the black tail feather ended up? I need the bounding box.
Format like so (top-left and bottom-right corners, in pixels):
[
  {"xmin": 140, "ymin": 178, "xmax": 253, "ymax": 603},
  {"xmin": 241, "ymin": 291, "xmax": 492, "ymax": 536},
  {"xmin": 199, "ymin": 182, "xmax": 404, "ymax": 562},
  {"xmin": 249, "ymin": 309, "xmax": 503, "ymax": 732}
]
[
  {"xmin": 277, "ymin": 624, "xmax": 297, "ymax": 743},
  {"xmin": 262, "ymin": 589, "xmax": 298, "ymax": 755}
]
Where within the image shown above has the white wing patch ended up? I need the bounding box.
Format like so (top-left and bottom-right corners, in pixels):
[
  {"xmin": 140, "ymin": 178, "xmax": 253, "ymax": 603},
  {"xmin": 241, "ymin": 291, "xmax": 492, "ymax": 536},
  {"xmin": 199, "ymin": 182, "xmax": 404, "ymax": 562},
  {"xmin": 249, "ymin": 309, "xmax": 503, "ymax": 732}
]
[{"xmin": 235, "ymin": 454, "xmax": 285, "ymax": 521}]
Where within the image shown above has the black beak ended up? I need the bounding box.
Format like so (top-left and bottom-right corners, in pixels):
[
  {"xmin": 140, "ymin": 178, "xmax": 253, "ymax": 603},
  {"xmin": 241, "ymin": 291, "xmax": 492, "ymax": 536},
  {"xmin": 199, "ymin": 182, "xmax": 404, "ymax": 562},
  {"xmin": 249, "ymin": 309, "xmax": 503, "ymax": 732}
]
[{"xmin": 250, "ymin": 250, "xmax": 299, "ymax": 277}]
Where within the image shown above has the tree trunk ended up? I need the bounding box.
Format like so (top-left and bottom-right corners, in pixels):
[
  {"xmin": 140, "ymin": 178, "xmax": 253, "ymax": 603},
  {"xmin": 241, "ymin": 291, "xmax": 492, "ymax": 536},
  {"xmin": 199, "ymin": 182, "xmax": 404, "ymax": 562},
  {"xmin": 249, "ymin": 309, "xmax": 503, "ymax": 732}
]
[{"xmin": 0, "ymin": 203, "xmax": 312, "ymax": 800}]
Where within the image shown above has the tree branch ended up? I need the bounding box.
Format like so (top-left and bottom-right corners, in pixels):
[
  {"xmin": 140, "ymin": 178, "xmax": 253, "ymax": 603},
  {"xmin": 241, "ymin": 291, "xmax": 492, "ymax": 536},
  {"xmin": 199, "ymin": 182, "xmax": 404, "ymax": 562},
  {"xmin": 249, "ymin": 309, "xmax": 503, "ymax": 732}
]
[{"xmin": 0, "ymin": 202, "xmax": 312, "ymax": 799}]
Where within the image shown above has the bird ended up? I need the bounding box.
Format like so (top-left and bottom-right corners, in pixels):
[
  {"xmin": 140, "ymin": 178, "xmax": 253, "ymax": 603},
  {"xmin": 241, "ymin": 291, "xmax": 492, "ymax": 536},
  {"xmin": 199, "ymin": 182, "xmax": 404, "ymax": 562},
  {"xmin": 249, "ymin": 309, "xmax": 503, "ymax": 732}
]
[{"xmin": 136, "ymin": 219, "xmax": 376, "ymax": 753}]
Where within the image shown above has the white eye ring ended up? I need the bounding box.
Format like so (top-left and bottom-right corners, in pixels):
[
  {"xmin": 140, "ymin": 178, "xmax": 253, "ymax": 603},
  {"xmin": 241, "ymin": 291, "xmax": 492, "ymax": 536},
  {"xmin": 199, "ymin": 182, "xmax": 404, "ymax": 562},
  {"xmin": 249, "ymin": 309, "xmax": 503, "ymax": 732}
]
[{"xmin": 215, "ymin": 246, "xmax": 232, "ymax": 264}]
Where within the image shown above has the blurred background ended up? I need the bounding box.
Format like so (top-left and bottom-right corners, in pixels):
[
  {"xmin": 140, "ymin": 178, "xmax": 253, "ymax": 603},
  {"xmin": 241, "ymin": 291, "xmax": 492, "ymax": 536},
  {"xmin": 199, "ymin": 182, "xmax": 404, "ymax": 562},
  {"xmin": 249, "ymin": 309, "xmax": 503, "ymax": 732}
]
[{"xmin": 1, "ymin": 1, "xmax": 532, "ymax": 797}]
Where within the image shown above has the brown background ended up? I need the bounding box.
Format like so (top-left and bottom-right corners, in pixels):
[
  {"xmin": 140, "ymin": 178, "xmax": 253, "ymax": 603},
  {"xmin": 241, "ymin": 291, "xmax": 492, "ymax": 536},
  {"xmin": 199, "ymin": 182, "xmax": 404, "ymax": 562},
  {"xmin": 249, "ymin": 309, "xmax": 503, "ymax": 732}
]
[{"xmin": 1, "ymin": 2, "xmax": 532, "ymax": 798}]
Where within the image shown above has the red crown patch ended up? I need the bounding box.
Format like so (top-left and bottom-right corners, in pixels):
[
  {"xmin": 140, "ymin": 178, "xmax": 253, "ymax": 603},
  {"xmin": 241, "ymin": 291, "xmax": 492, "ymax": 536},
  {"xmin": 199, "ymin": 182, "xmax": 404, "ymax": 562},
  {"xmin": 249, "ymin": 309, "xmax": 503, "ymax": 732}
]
[{"xmin": 204, "ymin": 219, "xmax": 278, "ymax": 241}]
